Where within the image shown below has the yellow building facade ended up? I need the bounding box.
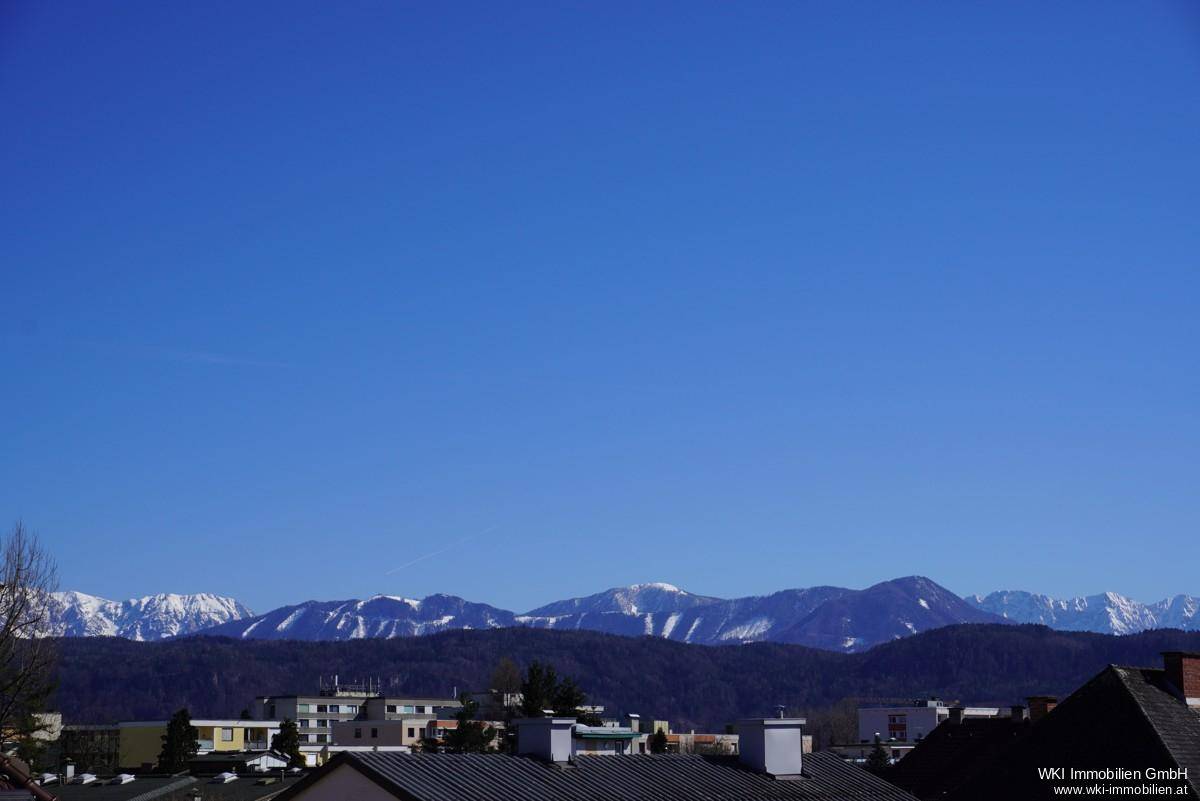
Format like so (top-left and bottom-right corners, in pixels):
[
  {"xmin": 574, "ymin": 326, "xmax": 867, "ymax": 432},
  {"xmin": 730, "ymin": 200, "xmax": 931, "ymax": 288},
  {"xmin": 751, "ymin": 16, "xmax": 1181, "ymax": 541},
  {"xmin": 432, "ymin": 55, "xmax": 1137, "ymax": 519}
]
[{"xmin": 118, "ymin": 719, "xmax": 280, "ymax": 770}]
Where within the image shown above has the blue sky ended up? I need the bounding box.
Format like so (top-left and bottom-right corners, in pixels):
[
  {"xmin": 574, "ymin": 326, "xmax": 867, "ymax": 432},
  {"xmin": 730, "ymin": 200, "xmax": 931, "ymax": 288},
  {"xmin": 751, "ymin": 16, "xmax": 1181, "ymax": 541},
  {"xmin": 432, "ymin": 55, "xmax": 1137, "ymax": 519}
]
[{"xmin": 2, "ymin": 2, "xmax": 1198, "ymax": 614}]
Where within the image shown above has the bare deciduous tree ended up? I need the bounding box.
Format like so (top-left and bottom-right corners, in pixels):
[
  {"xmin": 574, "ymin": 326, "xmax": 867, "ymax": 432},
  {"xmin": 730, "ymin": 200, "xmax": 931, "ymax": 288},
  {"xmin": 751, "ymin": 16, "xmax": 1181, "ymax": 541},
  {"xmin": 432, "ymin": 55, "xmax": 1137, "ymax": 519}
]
[{"xmin": 0, "ymin": 522, "xmax": 58, "ymax": 742}]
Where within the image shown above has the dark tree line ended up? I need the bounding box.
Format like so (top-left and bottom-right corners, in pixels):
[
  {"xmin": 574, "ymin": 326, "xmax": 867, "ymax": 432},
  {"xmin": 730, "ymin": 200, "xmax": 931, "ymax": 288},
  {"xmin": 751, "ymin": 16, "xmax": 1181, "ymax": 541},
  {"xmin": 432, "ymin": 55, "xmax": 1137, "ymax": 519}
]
[{"xmin": 49, "ymin": 624, "xmax": 1200, "ymax": 734}]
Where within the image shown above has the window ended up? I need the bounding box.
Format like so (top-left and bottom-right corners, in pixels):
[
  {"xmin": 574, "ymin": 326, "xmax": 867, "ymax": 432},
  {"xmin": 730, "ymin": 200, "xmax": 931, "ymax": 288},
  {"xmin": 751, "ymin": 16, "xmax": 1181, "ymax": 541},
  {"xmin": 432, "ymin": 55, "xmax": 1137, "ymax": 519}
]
[
  {"xmin": 316, "ymin": 734, "xmax": 328, "ymax": 743},
  {"xmin": 407, "ymin": 728, "xmax": 415, "ymax": 739},
  {"xmin": 386, "ymin": 705, "xmax": 397, "ymax": 714},
  {"xmin": 298, "ymin": 704, "xmax": 311, "ymax": 713},
  {"xmin": 371, "ymin": 728, "xmax": 378, "ymax": 738},
  {"xmin": 346, "ymin": 705, "xmax": 358, "ymax": 713},
  {"xmin": 354, "ymin": 728, "xmax": 362, "ymax": 739},
  {"xmin": 299, "ymin": 720, "xmax": 311, "ymax": 729},
  {"xmin": 317, "ymin": 719, "xmax": 328, "ymax": 728},
  {"xmin": 221, "ymin": 728, "xmax": 234, "ymax": 742},
  {"xmin": 402, "ymin": 705, "xmax": 415, "ymax": 714},
  {"xmin": 316, "ymin": 705, "xmax": 327, "ymax": 713},
  {"xmin": 326, "ymin": 705, "xmax": 339, "ymax": 714}
]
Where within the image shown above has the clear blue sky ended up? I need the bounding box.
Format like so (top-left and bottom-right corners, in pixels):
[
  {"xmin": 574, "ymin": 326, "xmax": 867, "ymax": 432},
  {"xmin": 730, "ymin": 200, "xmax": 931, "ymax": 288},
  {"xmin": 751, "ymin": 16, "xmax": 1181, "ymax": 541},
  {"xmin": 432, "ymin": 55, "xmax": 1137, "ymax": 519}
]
[{"xmin": 3, "ymin": 2, "xmax": 1198, "ymax": 614}]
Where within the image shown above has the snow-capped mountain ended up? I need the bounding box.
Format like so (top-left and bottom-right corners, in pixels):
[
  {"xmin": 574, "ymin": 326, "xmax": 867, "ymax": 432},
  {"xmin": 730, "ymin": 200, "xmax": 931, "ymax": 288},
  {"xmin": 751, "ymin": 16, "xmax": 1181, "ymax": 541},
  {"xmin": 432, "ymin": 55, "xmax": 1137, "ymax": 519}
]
[
  {"xmin": 517, "ymin": 583, "xmax": 853, "ymax": 644},
  {"xmin": 192, "ymin": 576, "xmax": 1004, "ymax": 652},
  {"xmin": 965, "ymin": 590, "xmax": 1200, "ymax": 635},
  {"xmin": 52, "ymin": 580, "xmax": 1199, "ymax": 651},
  {"xmin": 47, "ymin": 591, "xmax": 252, "ymax": 640},
  {"xmin": 198, "ymin": 594, "xmax": 516, "ymax": 641}
]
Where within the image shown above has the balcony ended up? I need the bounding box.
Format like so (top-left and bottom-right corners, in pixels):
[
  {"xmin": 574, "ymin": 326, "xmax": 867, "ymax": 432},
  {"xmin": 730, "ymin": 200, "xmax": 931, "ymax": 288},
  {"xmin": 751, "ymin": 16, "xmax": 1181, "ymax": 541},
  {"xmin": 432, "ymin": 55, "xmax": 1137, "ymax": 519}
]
[{"xmin": 246, "ymin": 741, "xmax": 268, "ymax": 751}]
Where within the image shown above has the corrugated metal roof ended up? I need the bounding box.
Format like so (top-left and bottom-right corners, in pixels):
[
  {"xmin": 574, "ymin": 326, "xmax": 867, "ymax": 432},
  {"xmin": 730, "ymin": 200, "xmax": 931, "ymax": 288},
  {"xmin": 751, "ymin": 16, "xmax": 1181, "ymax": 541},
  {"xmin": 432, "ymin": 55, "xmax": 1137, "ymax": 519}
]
[{"xmin": 279, "ymin": 751, "xmax": 918, "ymax": 800}]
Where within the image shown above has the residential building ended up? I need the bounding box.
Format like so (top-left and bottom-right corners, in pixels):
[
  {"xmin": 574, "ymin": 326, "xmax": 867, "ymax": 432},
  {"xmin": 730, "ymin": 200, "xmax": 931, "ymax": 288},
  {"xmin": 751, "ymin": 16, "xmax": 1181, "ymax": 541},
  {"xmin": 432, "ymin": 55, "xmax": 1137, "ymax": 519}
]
[
  {"xmin": 330, "ymin": 719, "xmax": 422, "ymax": 749},
  {"xmin": 117, "ymin": 719, "xmax": 281, "ymax": 771},
  {"xmin": 568, "ymin": 724, "xmax": 640, "ymax": 755},
  {"xmin": 889, "ymin": 651, "xmax": 1200, "ymax": 800},
  {"xmin": 251, "ymin": 679, "xmax": 458, "ymax": 763},
  {"xmin": 416, "ymin": 719, "xmax": 505, "ymax": 752},
  {"xmin": 271, "ymin": 716, "xmax": 918, "ymax": 801},
  {"xmin": 857, "ymin": 698, "xmax": 1009, "ymax": 745},
  {"xmin": 661, "ymin": 731, "xmax": 741, "ymax": 755}
]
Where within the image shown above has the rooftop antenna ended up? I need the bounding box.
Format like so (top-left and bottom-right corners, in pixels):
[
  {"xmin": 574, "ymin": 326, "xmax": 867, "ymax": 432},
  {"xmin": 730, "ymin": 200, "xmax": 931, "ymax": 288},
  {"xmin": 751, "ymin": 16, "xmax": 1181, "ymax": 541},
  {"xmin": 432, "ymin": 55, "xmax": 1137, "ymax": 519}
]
[{"xmin": 775, "ymin": 705, "xmax": 786, "ymax": 719}]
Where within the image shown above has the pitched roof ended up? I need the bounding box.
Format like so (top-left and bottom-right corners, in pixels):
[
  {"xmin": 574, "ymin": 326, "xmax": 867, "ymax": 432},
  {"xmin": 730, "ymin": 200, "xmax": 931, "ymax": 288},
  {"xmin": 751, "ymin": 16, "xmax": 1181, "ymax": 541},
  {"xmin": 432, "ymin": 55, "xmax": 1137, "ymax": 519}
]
[
  {"xmin": 276, "ymin": 751, "xmax": 917, "ymax": 801},
  {"xmin": 886, "ymin": 717, "xmax": 1031, "ymax": 799},
  {"xmin": 1111, "ymin": 665, "xmax": 1200, "ymax": 799},
  {"xmin": 894, "ymin": 662, "xmax": 1200, "ymax": 801}
]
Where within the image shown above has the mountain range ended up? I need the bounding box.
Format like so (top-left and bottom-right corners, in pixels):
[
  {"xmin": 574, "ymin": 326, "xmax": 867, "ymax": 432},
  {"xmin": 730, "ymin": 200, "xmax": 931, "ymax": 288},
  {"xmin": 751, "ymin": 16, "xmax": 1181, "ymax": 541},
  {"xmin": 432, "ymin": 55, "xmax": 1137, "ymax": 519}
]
[
  {"xmin": 965, "ymin": 590, "xmax": 1200, "ymax": 635},
  {"xmin": 44, "ymin": 578, "xmax": 1200, "ymax": 652},
  {"xmin": 46, "ymin": 591, "xmax": 253, "ymax": 641}
]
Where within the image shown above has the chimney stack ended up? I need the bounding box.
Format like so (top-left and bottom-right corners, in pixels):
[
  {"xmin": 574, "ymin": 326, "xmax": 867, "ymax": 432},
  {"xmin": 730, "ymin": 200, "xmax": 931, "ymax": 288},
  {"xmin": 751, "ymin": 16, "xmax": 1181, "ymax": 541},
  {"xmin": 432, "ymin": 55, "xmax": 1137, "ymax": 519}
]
[
  {"xmin": 514, "ymin": 718, "xmax": 576, "ymax": 763},
  {"xmin": 1026, "ymin": 696, "xmax": 1058, "ymax": 722},
  {"xmin": 947, "ymin": 707, "xmax": 965, "ymax": 725},
  {"xmin": 1010, "ymin": 705, "xmax": 1026, "ymax": 721},
  {"xmin": 737, "ymin": 718, "xmax": 805, "ymax": 778},
  {"xmin": 1162, "ymin": 652, "xmax": 1200, "ymax": 707}
]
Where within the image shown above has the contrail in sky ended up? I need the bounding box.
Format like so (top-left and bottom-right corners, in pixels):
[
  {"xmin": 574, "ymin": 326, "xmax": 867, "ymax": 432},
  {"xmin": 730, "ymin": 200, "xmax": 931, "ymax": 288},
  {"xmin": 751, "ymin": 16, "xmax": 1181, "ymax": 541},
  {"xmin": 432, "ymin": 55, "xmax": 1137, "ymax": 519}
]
[{"xmin": 384, "ymin": 527, "xmax": 496, "ymax": 575}]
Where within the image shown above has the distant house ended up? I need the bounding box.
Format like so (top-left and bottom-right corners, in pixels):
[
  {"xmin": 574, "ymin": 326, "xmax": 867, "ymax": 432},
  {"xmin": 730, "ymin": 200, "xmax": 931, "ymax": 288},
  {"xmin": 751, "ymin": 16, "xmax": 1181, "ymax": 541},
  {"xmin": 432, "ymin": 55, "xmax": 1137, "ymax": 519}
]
[
  {"xmin": 251, "ymin": 680, "xmax": 459, "ymax": 765},
  {"xmin": 889, "ymin": 651, "xmax": 1200, "ymax": 800},
  {"xmin": 117, "ymin": 719, "xmax": 281, "ymax": 771},
  {"xmin": 271, "ymin": 717, "xmax": 918, "ymax": 801},
  {"xmin": 856, "ymin": 698, "xmax": 1011, "ymax": 746}
]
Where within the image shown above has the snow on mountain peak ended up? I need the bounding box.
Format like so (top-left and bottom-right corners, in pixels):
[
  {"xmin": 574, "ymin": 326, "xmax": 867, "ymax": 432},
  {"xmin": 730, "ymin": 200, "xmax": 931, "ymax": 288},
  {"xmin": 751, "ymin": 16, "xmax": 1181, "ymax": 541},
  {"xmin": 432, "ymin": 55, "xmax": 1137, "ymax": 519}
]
[
  {"xmin": 629, "ymin": 582, "xmax": 683, "ymax": 593},
  {"xmin": 965, "ymin": 589, "xmax": 1198, "ymax": 636},
  {"xmin": 48, "ymin": 591, "xmax": 253, "ymax": 641}
]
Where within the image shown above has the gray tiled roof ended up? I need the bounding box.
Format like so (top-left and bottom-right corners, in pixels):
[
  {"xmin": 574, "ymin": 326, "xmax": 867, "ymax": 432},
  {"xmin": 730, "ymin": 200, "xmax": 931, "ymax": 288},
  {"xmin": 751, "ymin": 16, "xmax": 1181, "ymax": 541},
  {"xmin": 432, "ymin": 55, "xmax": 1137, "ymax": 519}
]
[
  {"xmin": 1112, "ymin": 666, "xmax": 1200, "ymax": 799},
  {"xmin": 279, "ymin": 751, "xmax": 918, "ymax": 801}
]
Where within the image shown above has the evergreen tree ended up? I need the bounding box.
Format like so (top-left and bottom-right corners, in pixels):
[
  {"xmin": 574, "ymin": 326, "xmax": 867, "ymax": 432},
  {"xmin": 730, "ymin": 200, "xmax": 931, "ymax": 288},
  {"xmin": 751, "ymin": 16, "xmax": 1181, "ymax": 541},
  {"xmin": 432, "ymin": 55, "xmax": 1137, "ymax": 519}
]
[
  {"xmin": 519, "ymin": 661, "xmax": 559, "ymax": 717},
  {"xmin": 648, "ymin": 728, "xmax": 669, "ymax": 754},
  {"xmin": 157, "ymin": 708, "xmax": 198, "ymax": 771},
  {"xmin": 442, "ymin": 693, "xmax": 497, "ymax": 753},
  {"xmin": 865, "ymin": 740, "xmax": 891, "ymax": 774},
  {"xmin": 519, "ymin": 661, "xmax": 600, "ymax": 724},
  {"xmin": 271, "ymin": 718, "xmax": 305, "ymax": 768}
]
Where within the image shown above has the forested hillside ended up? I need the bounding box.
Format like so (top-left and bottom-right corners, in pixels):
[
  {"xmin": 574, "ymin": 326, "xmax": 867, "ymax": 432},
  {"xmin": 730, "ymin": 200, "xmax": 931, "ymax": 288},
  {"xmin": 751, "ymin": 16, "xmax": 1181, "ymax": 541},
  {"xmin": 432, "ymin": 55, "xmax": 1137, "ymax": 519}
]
[{"xmin": 52, "ymin": 624, "xmax": 1200, "ymax": 734}]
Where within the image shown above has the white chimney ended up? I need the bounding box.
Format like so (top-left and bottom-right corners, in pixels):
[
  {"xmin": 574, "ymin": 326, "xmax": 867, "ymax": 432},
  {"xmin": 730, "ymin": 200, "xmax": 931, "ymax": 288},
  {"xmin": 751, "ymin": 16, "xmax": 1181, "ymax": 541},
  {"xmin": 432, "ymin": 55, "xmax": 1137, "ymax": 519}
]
[
  {"xmin": 514, "ymin": 718, "xmax": 576, "ymax": 763},
  {"xmin": 738, "ymin": 718, "xmax": 806, "ymax": 778}
]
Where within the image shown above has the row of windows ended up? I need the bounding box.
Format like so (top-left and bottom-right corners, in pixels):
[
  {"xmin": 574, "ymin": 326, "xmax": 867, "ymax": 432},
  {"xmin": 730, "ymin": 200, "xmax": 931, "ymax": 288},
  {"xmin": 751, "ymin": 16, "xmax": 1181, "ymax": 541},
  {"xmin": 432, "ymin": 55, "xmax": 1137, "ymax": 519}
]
[
  {"xmin": 351, "ymin": 728, "xmax": 381, "ymax": 739},
  {"xmin": 385, "ymin": 704, "xmax": 430, "ymax": 714},
  {"xmin": 298, "ymin": 703, "xmax": 359, "ymax": 714},
  {"xmin": 304, "ymin": 734, "xmax": 330, "ymax": 743}
]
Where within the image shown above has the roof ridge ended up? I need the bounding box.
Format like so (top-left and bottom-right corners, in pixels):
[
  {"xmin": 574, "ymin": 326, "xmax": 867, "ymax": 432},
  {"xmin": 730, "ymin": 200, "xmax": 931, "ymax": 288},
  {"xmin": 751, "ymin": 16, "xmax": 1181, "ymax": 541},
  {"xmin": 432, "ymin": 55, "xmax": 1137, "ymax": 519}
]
[{"xmin": 1108, "ymin": 665, "xmax": 1200, "ymax": 798}]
